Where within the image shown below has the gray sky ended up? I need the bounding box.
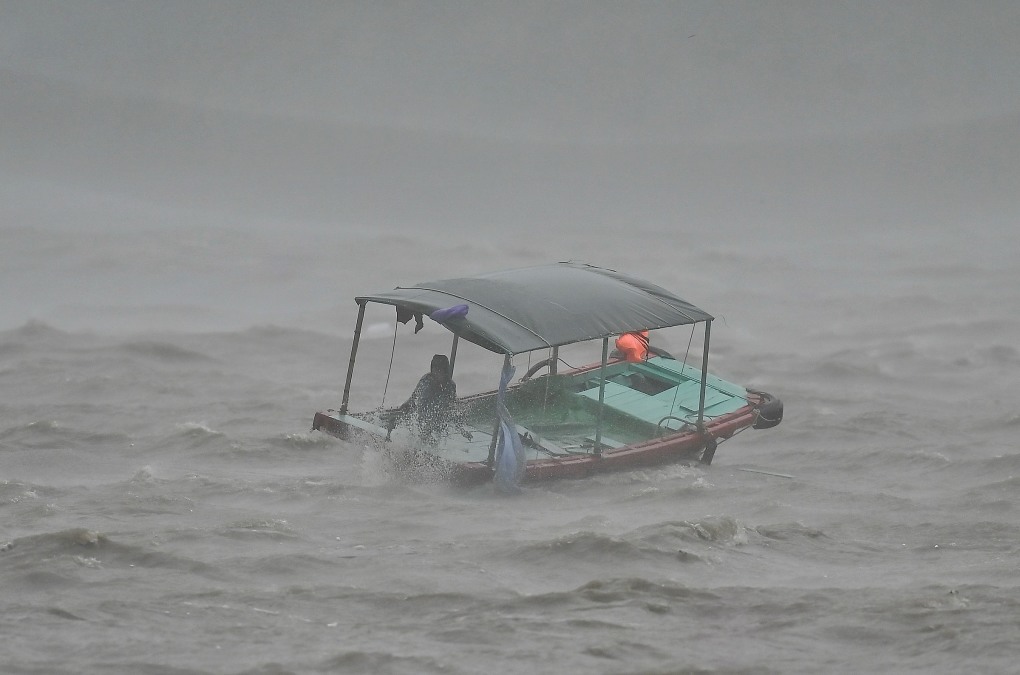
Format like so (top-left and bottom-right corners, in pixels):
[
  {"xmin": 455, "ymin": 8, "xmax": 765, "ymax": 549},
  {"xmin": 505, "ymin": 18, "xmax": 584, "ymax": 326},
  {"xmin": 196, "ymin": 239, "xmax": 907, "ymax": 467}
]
[
  {"xmin": 2, "ymin": 1, "xmax": 1018, "ymax": 331},
  {"xmin": 4, "ymin": 1, "xmax": 1019, "ymax": 143},
  {"xmin": 3, "ymin": 1, "xmax": 1019, "ymax": 241}
]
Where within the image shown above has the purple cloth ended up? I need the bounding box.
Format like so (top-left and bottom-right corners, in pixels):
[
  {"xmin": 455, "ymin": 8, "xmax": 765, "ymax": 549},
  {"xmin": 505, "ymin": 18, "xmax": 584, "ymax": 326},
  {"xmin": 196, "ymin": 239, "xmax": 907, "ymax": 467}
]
[{"xmin": 429, "ymin": 304, "xmax": 469, "ymax": 324}]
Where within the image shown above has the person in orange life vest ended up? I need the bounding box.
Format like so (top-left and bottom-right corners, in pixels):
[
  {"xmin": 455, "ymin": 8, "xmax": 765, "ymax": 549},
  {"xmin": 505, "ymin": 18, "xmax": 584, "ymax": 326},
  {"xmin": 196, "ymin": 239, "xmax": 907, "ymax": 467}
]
[{"xmin": 615, "ymin": 330, "xmax": 650, "ymax": 362}]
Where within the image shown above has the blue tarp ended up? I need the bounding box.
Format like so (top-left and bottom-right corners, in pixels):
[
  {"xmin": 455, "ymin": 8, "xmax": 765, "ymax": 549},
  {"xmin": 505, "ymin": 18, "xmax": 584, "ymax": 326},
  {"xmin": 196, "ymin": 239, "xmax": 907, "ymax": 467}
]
[{"xmin": 493, "ymin": 361, "xmax": 526, "ymax": 493}]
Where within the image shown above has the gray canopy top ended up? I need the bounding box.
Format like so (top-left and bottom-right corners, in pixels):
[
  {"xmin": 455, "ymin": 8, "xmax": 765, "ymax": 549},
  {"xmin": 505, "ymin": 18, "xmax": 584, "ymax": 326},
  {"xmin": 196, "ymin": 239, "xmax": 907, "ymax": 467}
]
[{"xmin": 356, "ymin": 262, "xmax": 714, "ymax": 356}]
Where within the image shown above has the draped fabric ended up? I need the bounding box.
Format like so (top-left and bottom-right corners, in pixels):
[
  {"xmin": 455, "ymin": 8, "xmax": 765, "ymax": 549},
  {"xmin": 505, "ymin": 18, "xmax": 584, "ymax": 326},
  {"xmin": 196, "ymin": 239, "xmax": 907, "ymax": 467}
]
[{"xmin": 493, "ymin": 361, "xmax": 526, "ymax": 494}]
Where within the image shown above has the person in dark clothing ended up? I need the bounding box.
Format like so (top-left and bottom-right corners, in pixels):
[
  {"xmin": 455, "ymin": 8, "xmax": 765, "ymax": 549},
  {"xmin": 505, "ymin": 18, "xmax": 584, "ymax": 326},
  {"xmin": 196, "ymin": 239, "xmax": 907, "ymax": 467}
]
[{"xmin": 386, "ymin": 354, "xmax": 472, "ymax": 444}]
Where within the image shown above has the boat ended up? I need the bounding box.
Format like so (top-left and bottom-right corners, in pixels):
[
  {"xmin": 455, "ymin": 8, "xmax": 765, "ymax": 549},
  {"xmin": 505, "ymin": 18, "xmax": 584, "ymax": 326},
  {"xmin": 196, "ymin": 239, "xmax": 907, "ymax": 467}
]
[{"xmin": 312, "ymin": 262, "xmax": 782, "ymax": 488}]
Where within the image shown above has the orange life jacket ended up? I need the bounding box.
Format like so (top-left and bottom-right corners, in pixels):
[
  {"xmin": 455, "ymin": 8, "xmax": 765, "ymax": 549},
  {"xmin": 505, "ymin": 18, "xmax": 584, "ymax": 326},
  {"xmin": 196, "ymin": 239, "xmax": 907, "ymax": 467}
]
[{"xmin": 615, "ymin": 330, "xmax": 649, "ymax": 362}]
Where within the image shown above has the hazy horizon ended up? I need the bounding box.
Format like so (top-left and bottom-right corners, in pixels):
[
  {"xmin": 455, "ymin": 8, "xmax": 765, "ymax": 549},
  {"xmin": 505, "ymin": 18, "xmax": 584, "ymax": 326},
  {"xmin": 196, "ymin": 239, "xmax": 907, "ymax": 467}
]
[{"xmin": 3, "ymin": 1, "xmax": 1019, "ymax": 332}]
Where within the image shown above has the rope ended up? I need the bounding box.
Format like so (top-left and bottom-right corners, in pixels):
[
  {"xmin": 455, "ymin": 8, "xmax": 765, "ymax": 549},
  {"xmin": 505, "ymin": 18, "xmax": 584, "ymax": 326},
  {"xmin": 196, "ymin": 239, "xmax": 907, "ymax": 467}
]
[
  {"xmin": 557, "ymin": 356, "xmax": 578, "ymax": 370},
  {"xmin": 667, "ymin": 325, "xmax": 698, "ymax": 416},
  {"xmin": 718, "ymin": 425, "xmax": 748, "ymax": 444},
  {"xmin": 379, "ymin": 317, "xmax": 399, "ymax": 409}
]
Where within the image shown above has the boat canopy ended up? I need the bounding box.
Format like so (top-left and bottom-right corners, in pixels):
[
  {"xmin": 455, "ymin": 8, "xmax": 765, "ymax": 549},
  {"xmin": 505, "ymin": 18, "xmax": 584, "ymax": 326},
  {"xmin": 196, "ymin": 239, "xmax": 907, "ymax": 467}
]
[{"xmin": 355, "ymin": 262, "xmax": 714, "ymax": 355}]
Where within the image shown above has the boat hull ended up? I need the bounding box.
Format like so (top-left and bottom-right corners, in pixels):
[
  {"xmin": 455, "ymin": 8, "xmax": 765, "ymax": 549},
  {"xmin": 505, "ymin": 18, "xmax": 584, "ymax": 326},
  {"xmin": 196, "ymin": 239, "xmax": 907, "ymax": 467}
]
[{"xmin": 312, "ymin": 390, "xmax": 773, "ymax": 486}]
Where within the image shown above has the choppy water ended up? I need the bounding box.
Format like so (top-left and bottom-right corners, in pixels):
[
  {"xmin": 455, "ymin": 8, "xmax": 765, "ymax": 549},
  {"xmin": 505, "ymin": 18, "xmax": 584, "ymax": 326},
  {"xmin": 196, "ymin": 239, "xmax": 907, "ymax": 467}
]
[
  {"xmin": 3, "ymin": 213, "xmax": 1018, "ymax": 674},
  {"xmin": 4, "ymin": 4, "xmax": 1020, "ymax": 673}
]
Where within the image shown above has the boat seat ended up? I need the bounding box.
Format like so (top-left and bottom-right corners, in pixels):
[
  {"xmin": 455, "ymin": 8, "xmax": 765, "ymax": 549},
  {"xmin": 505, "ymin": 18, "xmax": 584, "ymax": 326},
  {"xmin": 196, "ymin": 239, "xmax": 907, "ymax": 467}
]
[
  {"xmin": 584, "ymin": 435, "xmax": 626, "ymax": 449},
  {"xmin": 338, "ymin": 413, "xmax": 391, "ymax": 438},
  {"xmin": 639, "ymin": 357, "xmax": 748, "ymax": 398},
  {"xmin": 577, "ymin": 380, "xmax": 748, "ymax": 430},
  {"xmin": 515, "ymin": 424, "xmax": 573, "ymax": 456}
]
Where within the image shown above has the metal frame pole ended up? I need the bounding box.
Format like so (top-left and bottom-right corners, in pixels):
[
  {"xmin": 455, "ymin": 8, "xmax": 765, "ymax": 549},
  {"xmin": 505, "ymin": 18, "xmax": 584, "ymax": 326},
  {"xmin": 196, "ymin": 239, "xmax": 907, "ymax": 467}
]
[
  {"xmin": 697, "ymin": 319, "xmax": 712, "ymax": 430},
  {"xmin": 449, "ymin": 334, "xmax": 460, "ymax": 375},
  {"xmin": 339, "ymin": 301, "xmax": 367, "ymax": 415},
  {"xmin": 593, "ymin": 337, "xmax": 609, "ymax": 456}
]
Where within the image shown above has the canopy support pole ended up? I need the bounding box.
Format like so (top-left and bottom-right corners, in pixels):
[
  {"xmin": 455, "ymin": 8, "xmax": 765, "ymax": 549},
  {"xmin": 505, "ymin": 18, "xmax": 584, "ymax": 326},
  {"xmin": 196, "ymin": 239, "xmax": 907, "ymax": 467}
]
[
  {"xmin": 550, "ymin": 346, "xmax": 559, "ymax": 376},
  {"xmin": 697, "ymin": 319, "xmax": 712, "ymax": 430},
  {"xmin": 340, "ymin": 301, "xmax": 367, "ymax": 415},
  {"xmin": 449, "ymin": 334, "xmax": 460, "ymax": 376},
  {"xmin": 593, "ymin": 337, "xmax": 609, "ymax": 456},
  {"xmin": 486, "ymin": 423, "xmax": 498, "ymax": 466}
]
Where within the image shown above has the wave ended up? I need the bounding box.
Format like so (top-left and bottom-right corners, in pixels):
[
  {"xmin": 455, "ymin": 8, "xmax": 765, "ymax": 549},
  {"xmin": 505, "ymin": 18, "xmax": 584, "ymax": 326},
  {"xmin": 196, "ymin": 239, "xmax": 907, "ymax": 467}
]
[
  {"xmin": 801, "ymin": 357, "xmax": 895, "ymax": 383},
  {"xmin": 794, "ymin": 327, "xmax": 1020, "ymax": 390},
  {"xmin": 169, "ymin": 421, "xmax": 231, "ymax": 450},
  {"xmin": 4, "ymin": 319, "xmax": 68, "ymax": 338},
  {"xmin": 979, "ymin": 450, "xmax": 1020, "ymax": 471},
  {"xmin": 511, "ymin": 530, "xmax": 652, "ymax": 563},
  {"xmin": 134, "ymin": 470, "xmax": 314, "ymax": 504},
  {"xmin": 976, "ymin": 344, "xmax": 1020, "ymax": 366},
  {"xmin": 567, "ymin": 577, "xmax": 719, "ymax": 605},
  {"xmin": 263, "ymin": 431, "xmax": 340, "ymax": 451},
  {"xmin": 0, "ymin": 479, "xmax": 59, "ymax": 505},
  {"xmin": 911, "ymin": 521, "xmax": 1020, "ymax": 553},
  {"xmin": 754, "ymin": 522, "xmax": 827, "ymax": 541},
  {"xmin": 1, "ymin": 527, "xmax": 226, "ymax": 580},
  {"xmin": 0, "ymin": 320, "xmax": 78, "ymax": 351},
  {"xmin": 953, "ymin": 475, "xmax": 1020, "ymax": 514},
  {"xmin": 118, "ymin": 339, "xmax": 215, "ymax": 363},
  {"xmin": 510, "ymin": 516, "xmax": 750, "ymax": 567},
  {"xmin": 0, "ymin": 419, "xmax": 132, "ymax": 449},
  {"xmin": 495, "ymin": 577, "xmax": 722, "ymax": 623},
  {"xmin": 216, "ymin": 518, "xmax": 298, "ymax": 541},
  {"xmin": 320, "ymin": 651, "xmax": 448, "ymax": 675}
]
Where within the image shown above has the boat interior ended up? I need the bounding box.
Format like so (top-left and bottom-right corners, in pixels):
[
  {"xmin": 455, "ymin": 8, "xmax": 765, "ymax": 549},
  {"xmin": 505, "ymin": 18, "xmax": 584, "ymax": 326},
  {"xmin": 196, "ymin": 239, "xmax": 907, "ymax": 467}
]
[{"xmin": 343, "ymin": 356, "xmax": 750, "ymax": 465}]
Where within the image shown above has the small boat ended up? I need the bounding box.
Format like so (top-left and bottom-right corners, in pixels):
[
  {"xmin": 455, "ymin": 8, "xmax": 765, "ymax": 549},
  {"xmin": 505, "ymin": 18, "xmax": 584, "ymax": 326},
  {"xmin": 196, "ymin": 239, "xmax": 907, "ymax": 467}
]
[{"xmin": 312, "ymin": 262, "xmax": 782, "ymax": 488}]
